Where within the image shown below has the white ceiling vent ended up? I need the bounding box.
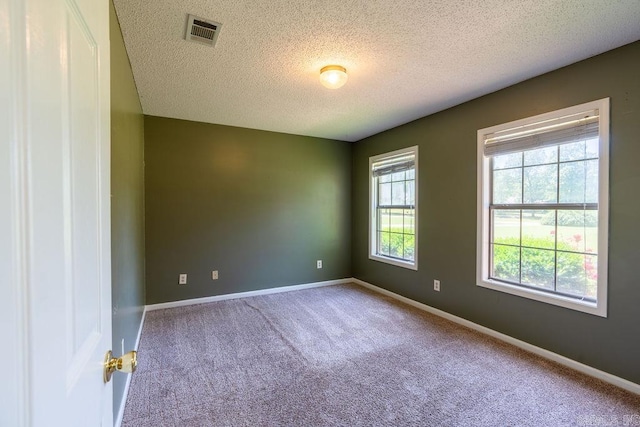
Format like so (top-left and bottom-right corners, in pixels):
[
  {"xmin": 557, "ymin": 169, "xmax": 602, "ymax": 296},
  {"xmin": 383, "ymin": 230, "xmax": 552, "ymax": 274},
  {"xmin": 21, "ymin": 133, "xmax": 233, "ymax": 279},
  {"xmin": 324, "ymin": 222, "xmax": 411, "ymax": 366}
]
[{"xmin": 185, "ymin": 14, "xmax": 222, "ymax": 47}]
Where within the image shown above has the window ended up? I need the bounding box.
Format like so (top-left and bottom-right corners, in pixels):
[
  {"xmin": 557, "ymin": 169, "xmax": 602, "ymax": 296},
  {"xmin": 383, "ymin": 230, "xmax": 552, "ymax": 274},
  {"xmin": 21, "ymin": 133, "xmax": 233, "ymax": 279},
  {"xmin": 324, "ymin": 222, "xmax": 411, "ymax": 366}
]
[
  {"xmin": 477, "ymin": 99, "xmax": 609, "ymax": 317},
  {"xmin": 369, "ymin": 146, "xmax": 418, "ymax": 270}
]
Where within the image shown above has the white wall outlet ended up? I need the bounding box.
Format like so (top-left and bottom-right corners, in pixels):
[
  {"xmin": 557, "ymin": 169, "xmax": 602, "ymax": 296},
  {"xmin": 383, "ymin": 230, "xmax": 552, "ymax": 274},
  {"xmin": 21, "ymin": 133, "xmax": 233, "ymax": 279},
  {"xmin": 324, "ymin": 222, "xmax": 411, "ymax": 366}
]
[
  {"xmin": 434, "ymin": 279, "xmax": 441, "ymax": 292},
  {"xmin": 121, "ymin": 338, "xmax": 125, "ymax": 356},
  {"xmin": 317, "ymin": 260, "xmax": 322, "ymax": 269},
  {"xmin": 179, "ymin": 273, "xmax": 187, "ymax": 285},
  {"xmin": 212, "ymin": 270, "xmax": 218, "ymax": 280}
]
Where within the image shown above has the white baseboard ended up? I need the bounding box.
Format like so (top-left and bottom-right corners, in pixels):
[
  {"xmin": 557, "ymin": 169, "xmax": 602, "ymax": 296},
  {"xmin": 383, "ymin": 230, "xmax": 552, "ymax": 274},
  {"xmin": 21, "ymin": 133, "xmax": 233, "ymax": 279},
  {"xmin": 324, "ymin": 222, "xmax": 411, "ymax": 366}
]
[
  {"xmin": 145, "ymin": 278, "xmax": 352, "ymax": 312},
  {"xmin": 114, "ymin": 307, "xmax": 147, "ymax": 427},
  {"xmin": 352, "ymin": 278, "xmax": 640, "ymax": 396}
]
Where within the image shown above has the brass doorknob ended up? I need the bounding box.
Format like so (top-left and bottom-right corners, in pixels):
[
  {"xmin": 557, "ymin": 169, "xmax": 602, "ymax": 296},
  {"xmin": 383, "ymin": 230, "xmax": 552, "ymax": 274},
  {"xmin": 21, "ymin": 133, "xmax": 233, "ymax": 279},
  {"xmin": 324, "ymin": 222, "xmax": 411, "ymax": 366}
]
[{"xmin": 103, "ymin": 350, "xmax": 137, "ymax": 383}]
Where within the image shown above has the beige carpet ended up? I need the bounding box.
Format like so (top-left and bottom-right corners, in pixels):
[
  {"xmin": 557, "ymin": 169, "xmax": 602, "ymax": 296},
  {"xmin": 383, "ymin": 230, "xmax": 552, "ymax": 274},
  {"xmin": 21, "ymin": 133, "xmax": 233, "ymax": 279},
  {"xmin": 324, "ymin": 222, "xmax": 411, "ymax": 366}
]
[{"xmin": 122, "ymin": 284, "xmax": 640, "ymax": 426}]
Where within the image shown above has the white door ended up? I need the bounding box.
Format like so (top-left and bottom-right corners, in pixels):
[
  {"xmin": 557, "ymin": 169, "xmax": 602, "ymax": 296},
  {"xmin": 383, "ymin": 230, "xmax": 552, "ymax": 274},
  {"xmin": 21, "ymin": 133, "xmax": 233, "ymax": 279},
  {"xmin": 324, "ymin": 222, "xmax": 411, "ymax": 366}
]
[{"xmin": 0, "ymin": 0, "xmax": 112, "ymax": 426}]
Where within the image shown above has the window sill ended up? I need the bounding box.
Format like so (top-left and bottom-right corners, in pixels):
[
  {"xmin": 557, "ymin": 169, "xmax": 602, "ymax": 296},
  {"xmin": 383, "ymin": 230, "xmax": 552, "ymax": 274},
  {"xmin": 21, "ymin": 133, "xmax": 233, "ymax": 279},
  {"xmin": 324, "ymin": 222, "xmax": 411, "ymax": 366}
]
[
  {"xmin": 477, "ymin": 278, "xmax": 605, "ymax": 317},
  {"xmin": 369, "ymin": 254, "xmax": 417, "ymax": 271}
]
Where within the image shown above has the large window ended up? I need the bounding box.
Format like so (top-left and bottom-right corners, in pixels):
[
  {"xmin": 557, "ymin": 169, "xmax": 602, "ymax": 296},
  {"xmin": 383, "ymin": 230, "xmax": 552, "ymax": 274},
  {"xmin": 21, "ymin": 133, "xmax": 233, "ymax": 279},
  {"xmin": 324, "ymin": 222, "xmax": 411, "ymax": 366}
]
[
  {"xmin": 369, "ymin": 146, "xmax": 418, "ymax": 270},
  {"xmin": 477, "ymin": 99, "xmax": 609, "ymax": 316}
]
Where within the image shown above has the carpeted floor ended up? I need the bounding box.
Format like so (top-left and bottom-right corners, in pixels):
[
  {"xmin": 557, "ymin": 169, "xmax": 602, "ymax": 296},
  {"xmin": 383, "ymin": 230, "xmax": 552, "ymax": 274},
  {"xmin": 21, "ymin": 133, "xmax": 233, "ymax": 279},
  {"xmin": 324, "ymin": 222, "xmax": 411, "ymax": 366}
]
[{"xmin": 122, "ymin": 284, "xmax": 640, "ymax": 426}]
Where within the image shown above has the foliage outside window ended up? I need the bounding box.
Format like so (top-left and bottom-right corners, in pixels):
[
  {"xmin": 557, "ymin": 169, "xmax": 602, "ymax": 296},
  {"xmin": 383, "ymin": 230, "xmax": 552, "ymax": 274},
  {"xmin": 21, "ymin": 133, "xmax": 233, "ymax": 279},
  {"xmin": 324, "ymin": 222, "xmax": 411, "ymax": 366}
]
[
  {"xmin": 369, "ymin": 146, "xmax": 418, "ymax": 270},
  {"xmin": 477, "ymin": 99, "xmax": 609, "ymax": 317}
]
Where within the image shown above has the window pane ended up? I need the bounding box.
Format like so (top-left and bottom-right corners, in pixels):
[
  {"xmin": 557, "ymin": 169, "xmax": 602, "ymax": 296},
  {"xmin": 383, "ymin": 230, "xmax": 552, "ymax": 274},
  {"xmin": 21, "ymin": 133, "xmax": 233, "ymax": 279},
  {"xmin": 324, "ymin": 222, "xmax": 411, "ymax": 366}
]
[
  {"xmin": 557, "ymin": 210, "xmax": 586, "ymax": 253},
  {"xmin": 585, "ymin": 159, "xmax": 598, "ymax": 203},
  {"xmin": 493, "ymin": 152, "xmax": 522, "ymax": 170},
  {"xmin": 557, "ymin": 252, "xmax": 586, "ymax": 297},
  {"xmin": 524, "ymin": 146, "xmax": 557, "ymax": 166},
  {"xmin": 379, "ymin": 183, "xmax": 391, "ymax": 205},
  {"xmin": 585, "ymin": 254, "xmax": 598, "ymax": 299},
  {"xmin": 492, "ymin": 209, "xmax": 520, "ymax": 245},
  {"xmin": 521, "ymin": 248, "xmax": 555, "ymax": 289},
  {"xmin": 523, "ymin": 164, "xmax": 557, "ymax": 203},
  {"xmin": 559, "ymin": 161, "xmax": 586, "ymax": 203},
  {"xmin": 403, "ymin": 209, "xmax": 415, "ymax": 234},
  {"xmin": 389, "ymin": 233, "xmax": 404, "ymax": 258},
  {"xmin": 378, "ymin": 231, "xmax": 390, "ymax": 255},
  {"xmin": 493, "ymin": 168, "xmax": 522, "ymax": 204},
  {"xmin": 522, "ymin": 210, "xmax": 555, "ymax": 249},
  {"xmin": 405, "ymin": 181, "xmax": 415, "ymax": 205},
  {"xmin": 584, "ymin": 211, "xmax": 598, "ymax": 254},
  {"xmin": 492, "ymin": 244, "xmax": 520, "ymax": 283},
  {"xmin": 406, "ymin": 168, "xmax": 415, "ymax": 179},
  {"xmin": 559, "ymin": 141, "xmax": 586, "ymax": 162},
  {"xmin": 378, "ymin": 208, "xmax": 391, "ymax": 232},
  {"xmin": 585, "ymin": 138, "xmax": 599, "ymax": 159},
  {"xmin": 391, "ymin": 182, "xmax": 405, "ymax": 205},
  {"xmin": 391, "ymin": 171, "xmax": 405, "ymax": 181},
  {"xmin": 404, "ymin": 235, "xmax": 415, "ymax": 261},
  {"xmin": 379, "ymin": 174, "xmax": 391, "ymax": 183},
  {"xmin": 385, "ymin": 208, "xmax": 403, "ymax": 233}
]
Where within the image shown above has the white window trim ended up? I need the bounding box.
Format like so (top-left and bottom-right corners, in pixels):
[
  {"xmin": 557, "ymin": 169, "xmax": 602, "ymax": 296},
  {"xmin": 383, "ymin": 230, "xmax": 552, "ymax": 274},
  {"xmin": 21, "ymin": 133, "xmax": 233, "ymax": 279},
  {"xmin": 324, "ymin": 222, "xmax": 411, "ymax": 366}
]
[
  {"xmin": 369, "ymin": 146, "xmax": 418, "ymax": 271},
  {"xmin": 476, "ymin": 98, "xmax": 609, "ymax": 317}
]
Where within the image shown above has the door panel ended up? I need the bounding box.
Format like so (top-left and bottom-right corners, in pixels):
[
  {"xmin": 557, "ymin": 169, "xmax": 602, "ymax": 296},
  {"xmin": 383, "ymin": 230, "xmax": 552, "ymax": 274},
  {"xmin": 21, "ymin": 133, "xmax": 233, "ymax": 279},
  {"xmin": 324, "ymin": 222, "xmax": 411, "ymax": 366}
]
[
  {"xmin": 66, "ymin": 0, "xmax": 101, "ymax": 366},
  {"xmin": 64, "ymin": 2, "xmax": 110, "ymax": 424}
]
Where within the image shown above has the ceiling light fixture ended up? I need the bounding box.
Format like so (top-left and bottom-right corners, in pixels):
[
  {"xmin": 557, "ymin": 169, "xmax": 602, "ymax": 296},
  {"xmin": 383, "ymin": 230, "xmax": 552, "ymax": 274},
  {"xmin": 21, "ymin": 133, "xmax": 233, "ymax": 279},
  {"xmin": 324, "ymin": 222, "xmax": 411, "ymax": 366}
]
[{"xmin": 320, "ymin": 65, "xmax": 348, "ymax": 89}]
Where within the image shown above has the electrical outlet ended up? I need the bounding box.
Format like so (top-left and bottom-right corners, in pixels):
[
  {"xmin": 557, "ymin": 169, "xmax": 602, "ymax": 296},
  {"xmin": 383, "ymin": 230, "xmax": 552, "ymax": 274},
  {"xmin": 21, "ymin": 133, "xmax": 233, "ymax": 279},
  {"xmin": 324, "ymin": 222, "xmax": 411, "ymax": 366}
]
[
  {"xmin": 317, "ymin": 260, "xmax": 322, "ymax": 269},
  {"xmin": 121, "ymin": 339, "xmax": 125, "ymax": 356},
  {"xmin": 212, "ymin": 270, "xmax": 218, "ymax": 280},
  {"xmin": 434, "ymin": 279, "xmax": 441, "ymax": 292},
  {"xmin": 179, "ymin": 273, "xmax": 187, "ymax": 285}
]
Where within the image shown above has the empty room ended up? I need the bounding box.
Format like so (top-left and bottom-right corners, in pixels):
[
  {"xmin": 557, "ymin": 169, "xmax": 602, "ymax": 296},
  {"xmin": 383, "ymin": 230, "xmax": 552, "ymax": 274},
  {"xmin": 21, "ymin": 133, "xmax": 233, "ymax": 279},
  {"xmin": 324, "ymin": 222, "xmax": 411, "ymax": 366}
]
[{"xmin": 3, "ymin": 0, "xmax": 640, "ymax": 426}]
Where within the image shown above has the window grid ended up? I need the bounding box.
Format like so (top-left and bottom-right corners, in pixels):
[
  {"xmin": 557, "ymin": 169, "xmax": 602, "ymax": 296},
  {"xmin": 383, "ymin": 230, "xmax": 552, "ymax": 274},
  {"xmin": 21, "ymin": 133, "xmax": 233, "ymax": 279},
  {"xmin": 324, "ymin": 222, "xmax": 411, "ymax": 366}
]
[
  {"xmin": 375, "ymin": 170, "xmax": 415, "ymax": 262},
  {"xmin": 489, "ymin": 143, "xmax": 599, "ymax": 301}
]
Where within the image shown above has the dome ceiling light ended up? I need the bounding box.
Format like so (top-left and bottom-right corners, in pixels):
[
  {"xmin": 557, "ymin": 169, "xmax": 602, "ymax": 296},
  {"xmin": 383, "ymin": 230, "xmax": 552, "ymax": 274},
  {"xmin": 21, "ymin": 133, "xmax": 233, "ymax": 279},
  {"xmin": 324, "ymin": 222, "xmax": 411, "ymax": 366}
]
[{"xmin": 319, "ymin": 65, "xmax": 348, "ymax": 89}]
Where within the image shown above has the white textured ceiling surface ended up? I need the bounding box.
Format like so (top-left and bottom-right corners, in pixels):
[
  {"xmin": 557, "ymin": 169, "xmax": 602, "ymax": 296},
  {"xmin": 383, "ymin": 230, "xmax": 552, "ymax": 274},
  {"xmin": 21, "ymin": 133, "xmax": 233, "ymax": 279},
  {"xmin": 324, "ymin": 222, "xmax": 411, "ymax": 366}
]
[{"xmin": 113, "ymin": 0, "xmax": 640, "ymax": 142}]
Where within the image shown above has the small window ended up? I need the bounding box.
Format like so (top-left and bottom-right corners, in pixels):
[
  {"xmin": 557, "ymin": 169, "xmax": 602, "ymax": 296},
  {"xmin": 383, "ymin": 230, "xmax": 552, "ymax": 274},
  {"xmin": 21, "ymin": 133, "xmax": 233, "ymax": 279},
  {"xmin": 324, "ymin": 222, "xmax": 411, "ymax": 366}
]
[
  {"xmin": 369, "ymin": 146, "xmax": 418, "ymax": 270},
  {"xmin": 477, "ymin": 99, "xmax": 609, "ymax": 317}
]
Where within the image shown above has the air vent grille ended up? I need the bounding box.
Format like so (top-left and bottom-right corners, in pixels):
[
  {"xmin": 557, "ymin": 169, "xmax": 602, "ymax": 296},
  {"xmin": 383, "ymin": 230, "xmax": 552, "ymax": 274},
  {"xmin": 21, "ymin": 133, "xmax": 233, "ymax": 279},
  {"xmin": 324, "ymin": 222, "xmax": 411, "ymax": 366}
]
[{"xmin": 185, "ymin": 14, "xmax": 222, "ymax": 47}]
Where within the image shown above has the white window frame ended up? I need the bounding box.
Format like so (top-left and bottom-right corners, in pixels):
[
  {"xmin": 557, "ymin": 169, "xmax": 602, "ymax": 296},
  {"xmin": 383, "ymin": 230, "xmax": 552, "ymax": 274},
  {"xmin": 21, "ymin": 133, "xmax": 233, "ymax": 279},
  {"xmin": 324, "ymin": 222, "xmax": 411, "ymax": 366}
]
[
  {"xmin": 477, "ymin": 99, "xmax": 609, "ymax": 317},
  {"xmin": 369, "ymin": 146, "xmax": 418, "ymax": 270}
]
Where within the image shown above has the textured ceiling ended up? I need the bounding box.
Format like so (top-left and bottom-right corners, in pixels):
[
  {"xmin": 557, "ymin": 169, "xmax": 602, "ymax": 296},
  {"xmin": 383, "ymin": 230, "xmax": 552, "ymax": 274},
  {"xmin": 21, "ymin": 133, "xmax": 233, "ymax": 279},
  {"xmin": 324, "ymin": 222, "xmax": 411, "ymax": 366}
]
[{"xmin": 113, "ymin": 0, "xmax": 640, "ymax": 142}]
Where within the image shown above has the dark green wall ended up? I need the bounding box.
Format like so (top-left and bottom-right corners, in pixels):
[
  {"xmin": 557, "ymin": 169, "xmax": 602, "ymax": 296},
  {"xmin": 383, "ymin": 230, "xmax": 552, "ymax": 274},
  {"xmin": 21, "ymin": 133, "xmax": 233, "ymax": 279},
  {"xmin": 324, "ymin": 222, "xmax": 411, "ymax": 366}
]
[
  {"xmin": 110, "ymin": 0, "xmax": 145, "ymax": 420},
  {"xmin": 144, "ymin": 117, "xmax": 351, "ymax": 304},
  {"xmin": 352, "ymin": 41, "xmax": 640, "ymax": 384}
]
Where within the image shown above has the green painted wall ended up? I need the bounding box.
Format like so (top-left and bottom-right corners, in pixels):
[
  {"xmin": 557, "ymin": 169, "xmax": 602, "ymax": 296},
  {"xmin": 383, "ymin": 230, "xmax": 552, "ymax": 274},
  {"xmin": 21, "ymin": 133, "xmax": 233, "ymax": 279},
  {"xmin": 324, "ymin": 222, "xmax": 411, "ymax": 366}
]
[
  {"xmin": 352, "ymin": 41, "xmax": 640, "ymax": 384},
  {"xmin": 110, "ymin": 1, "xmax": 145, "ymax": 420},
  {"xmin": 144, "ymin": 117, "xmax": 351, "ymax": 304}
]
